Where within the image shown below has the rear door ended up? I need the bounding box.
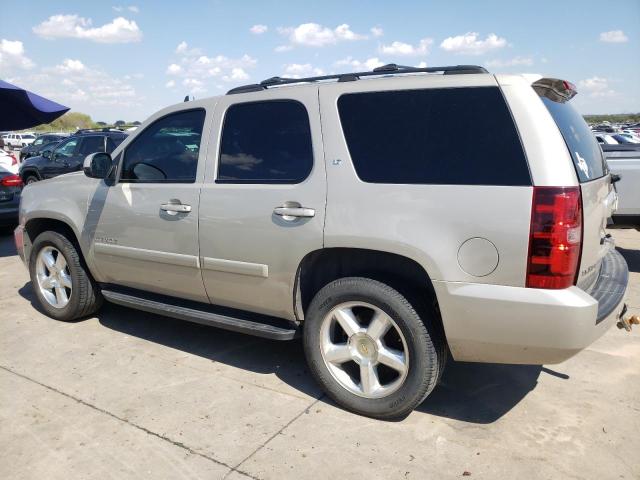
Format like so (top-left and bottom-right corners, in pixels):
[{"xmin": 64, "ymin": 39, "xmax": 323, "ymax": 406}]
[
  {"xmin": 198, "ymin": 88, "xmax": 326, "ymax": 320},
  {"xmin": 537, "ymin": 94, "xmax": 615, "ymax": 290}
]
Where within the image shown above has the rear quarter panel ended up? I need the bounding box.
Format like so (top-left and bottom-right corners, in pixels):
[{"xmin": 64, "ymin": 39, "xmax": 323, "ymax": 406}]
[{"xmin": 319, "ymin": 75, "xmax": 533, "ymax": 286}]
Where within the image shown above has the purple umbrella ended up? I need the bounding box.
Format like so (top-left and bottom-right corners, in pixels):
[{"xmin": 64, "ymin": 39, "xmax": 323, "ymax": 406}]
[{"xmin": 0, "ymin": 79, "xmax": 70, "ymax": 130}]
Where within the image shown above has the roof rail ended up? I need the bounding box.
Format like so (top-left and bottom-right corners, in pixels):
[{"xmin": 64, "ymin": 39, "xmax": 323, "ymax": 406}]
[
  {"xmin": 74, "ymin": 127, "xmax": 128, "ymax": 135},
  {"xmin": 227, "ymin": 64, "xmax": 489, "ymax": 95}
]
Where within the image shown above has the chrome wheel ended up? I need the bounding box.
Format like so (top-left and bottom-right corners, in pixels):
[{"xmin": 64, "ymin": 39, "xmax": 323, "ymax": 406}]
[
  {"xmin": 319, "ymin": 302, "xmax": 409, "ymax": 399},
  {"xmin": 35, "ymin": 246, "xmax": 72, "ymax": 309}
]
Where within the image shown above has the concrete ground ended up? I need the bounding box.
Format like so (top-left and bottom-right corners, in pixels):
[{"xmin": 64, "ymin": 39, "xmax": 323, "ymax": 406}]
[{"xmin": 0, "ymin": 227, "xmax": 638, "ymax": 480}]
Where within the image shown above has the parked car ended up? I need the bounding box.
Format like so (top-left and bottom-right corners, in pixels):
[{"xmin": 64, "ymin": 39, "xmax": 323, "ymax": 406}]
[
  {"xmin": 0, "ymin": 166, "xmax": 22, "ymax": 227},
  {"xmin": 14, "ymin": 66, "xmax": 631, "ymax": 419},
  {"xmin": 603, "ymin": 144, "xmax": 640, "ymax": 226},
  {"xmin": 4, "ymin": 133, "xmax": 36, "ymax": 149},
  {"xmin": 20, "ymin": 133, "xmax": 68, "ymax": 160},
  {"xmin": 19, "ymin": 130, "xmax": 127, "ymax": 184},
  {"xmin": 0, "ymin": 149, "xmax": 19, "ymax": 174},
  {"xmin": 594, "ymin": 133, "xmax": 619, "ymax": 145},
  {"xmin": 612, "ymin": 133, "xmax": 640, "ymax": 144}
]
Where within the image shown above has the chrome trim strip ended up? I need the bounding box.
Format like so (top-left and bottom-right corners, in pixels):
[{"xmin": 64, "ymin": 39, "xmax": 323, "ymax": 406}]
[
  {"xmin": 201, "ymin": 257, "xmax": 269, "ymax": 278},
  {"xmin": 94, "ymin": 243, "xmax": 199, "ymax": 268}
]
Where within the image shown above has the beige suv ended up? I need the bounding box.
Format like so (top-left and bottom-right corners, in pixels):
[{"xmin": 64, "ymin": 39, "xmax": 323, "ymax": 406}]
[{"xmin": 15, "ymin": 65, "xmax": 631, "ymax": 418}]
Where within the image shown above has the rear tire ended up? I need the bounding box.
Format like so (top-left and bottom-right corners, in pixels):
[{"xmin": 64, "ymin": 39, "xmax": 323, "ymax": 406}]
[
  {"xmin": 303, "ymin": 277, "xmax": 445, "ymax": 419},
  {"xmin": 29, "ymin": 231, "xmax": 102, "ymax": 321}
]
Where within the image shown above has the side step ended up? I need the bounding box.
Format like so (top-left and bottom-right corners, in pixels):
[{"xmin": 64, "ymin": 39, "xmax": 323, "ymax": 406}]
[{"xmin": 101, "ymin": 289, "xmax": 299, "ymax": 341}]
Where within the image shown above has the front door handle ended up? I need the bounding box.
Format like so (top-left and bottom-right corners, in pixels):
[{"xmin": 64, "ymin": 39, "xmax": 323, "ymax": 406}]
[
  {"xmin": 274, "ymin": 206, "xmax": 315, "ymax": 221},
  {"xmin": 161, "ymin": 202, "xmax": 192, "ymax": 214}
]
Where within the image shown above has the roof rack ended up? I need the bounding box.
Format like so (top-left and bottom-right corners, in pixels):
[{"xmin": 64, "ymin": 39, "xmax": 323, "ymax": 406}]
[
  {"xmin": 74, "ymin": 127, "xmax": 129, "ymax": 135},
  {"xmin": 227, "ymin": 64, "xmax": 488, "ymax": 95}
]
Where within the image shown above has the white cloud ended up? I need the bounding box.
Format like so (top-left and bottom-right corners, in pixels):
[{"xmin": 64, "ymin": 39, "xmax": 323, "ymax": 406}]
[
  {"xmin": 33, "ymin": 14, "xmax": 142, "ymax": 43},
  {"xmin": 578, "ymin": 77, "xmax": 616, "ymax": 98},
  {"xmin": 113, "ymin": 5, "xmax": 139, "ymax": 13},
  {"xmin": 440, "ymin": 32, "xmax": 507, "ymax": 55},
  {"xmin": 370, "ymin": 27, "xmax": 383, "ymax": 37},
  {"xmin": 166, "ymin": 63, "xmax": 182, "ymax": 75},
  {"xmin": 53, "ymin": 58, "xmax": 86, "ymax": 73},
  {"xmin": 486, "ymin": 56, "xmax": 534, "ymax": 68},
  {"xmin": 599, "ymin": 30, "xmax": 628, "ymax": 43},
  {"xmin": 278, "ymin": 23, "xmax": 367, "ymax": 48},
  {"xmin": 416, "ymin": 61, "xmax": 427, "ymax": 68},
  {"xmin": 250, "ymin": 24, "xmax": 268, "ymax": 34},
  {"xmin": 282, "ymin": 63, "xmax": 324, "ymax": 78},
  {"xmin": 183, "ymin": 78, "xmax": 205, "ymax": 93},
  {"xmin": 223, "ymin": 67, "xmax": 250, "ymax": 82},
  {"xmin": 274, "ymin": 44, "xmax": 293, "ymax": 52},
  {"xmin": 0, "ymin": 39, "xmax": 35, "ymax": 70},
  {"xmin": 335, "ymin": 57, "xmax": 384, "ymax": 71},
  {"xmin": 165, "ymin": 80, "xmax": 175, "ymax": 88},
  {"xmin": 166, "ymin": 42, "xmax": 257, "ymax": 92},
  {"xmin": 379, "ymin": 38, "xmax": 433, "ymax": 56},
  {"xmin": 11, "ymin": 59, "xmax": 139, "ymax": 111}
]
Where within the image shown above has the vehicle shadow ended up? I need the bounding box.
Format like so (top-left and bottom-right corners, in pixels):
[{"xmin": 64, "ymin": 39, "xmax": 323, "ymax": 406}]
[
  {"xmin": 0, "ymin": 227, "xmax": 17, "ymax": 258},
  {"xmin": 617, "ymin": 246, "xmax": 640, "ymax": 274},
  {"xmin": 18, "ymin": 280, "xmax": 546, "ymax": 424}
]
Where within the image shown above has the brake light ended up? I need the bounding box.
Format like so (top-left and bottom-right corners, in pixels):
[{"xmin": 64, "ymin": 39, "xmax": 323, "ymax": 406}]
[
  {"xmin": 526, "ymin": 186, "xmax": 582, "ymax": 289},
  {"xmin": 10, "ymin": 154, "xmax": 17, "ymax": 166},
  {"xmin": 1, "ymin": 174, "xmax": 23, "ymax": 187}
]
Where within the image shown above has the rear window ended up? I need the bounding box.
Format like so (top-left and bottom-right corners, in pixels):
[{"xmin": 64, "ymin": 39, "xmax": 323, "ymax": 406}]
[
  {"xmin": 337, "ymin": 87, "xmax": 530, "ymax": 185},
  {"xmin": 538, "ymin": 96, "xmax": 606, "ymax": 182}
]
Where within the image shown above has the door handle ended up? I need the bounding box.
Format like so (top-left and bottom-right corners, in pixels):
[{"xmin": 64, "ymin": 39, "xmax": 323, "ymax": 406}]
[
  {"xmin": 161, "ymin": 203, "xmax": 192, "ymax": 214},
  {"xmin": 273, "ymin": 206, "xmax": 315, "ymax": 220}
]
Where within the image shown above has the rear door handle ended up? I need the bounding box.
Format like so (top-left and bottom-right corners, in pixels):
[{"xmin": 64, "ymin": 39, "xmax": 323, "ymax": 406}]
[
  {"xmin": 273, "ymin": 206, "xmax": 315, "ymax": 220},
  {"xmin": 161, "ymin": 203, "xmax": 192, "ymax": 214}
]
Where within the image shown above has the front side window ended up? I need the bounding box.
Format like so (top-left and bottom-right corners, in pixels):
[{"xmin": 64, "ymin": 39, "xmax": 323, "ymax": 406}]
[
  {"xmin": 121, "ymin": 109, "xmax": 205, "ymax": 183},
  {"xmin": 33, "ymin": 137, "xmax": 45, "ymax": 146},
  {"xmin": 338, "ymin": 87, "xmax": 530, "ymax": 185},
  {"xmin": 217, "ymin": 100, "xmax": 313, "ymax": 184},
  {"xmin": 54, "ymin": 138, "xmax": 79, "ymax": 159}
]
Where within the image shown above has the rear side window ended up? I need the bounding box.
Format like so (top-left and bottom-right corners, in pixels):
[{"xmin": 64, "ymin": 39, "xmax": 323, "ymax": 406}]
[
  {"xmin": 539, "ymin": 96, "xmax": 606, "ymax": 182},
  {"xmin": 338, "ymin": 87, "xmax": 530, "ymax": 185},
  {"xmin": 217, "ymin": 100, "xmax": 313, "ymax": 184}
]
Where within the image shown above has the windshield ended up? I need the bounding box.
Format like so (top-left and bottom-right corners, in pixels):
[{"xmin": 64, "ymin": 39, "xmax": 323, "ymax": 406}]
[
  {"xmin": 538, "ymin": 95, "xmax": 607, "ymax": 182},
  {"xmin": 23, "ymin": 134, "xmax": 36, "ymax": 139}
]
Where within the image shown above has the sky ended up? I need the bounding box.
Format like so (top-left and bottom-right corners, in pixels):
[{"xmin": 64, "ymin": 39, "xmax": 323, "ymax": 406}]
[{"xmin": 1, "ymin": 0, "xmax": 638, "ymax": 122}]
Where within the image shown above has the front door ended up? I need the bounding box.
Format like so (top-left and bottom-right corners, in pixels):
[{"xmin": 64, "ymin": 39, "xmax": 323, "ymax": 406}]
[
  {"xmin": 91, "ymin": 108, "xmax": 210, "ymax": 302},
  {"xmin": 198, "ymin": 88, "xmax": 326, "ymax": 320},
  {"xmin": 44, "ymin": 137, "xmax": 81, "ymax": 178}
]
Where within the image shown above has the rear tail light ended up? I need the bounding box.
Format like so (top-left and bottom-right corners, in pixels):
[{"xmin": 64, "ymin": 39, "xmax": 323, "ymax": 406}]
[
  {"xmin": 526, "ymin": 186, "xmax": 582, "ymax": 289},
  {"xmin": 10, "ymin": 154, "xmax": 17, "ymax": 166},
  {"xmin": 1, "ymin": 174, "xmax": 23, "ymax": 187}
]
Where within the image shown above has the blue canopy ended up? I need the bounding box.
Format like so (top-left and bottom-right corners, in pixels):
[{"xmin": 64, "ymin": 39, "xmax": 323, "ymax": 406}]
[{"xmin": 0, "ymin": 79, "xmax": 70, "ymax": 130}]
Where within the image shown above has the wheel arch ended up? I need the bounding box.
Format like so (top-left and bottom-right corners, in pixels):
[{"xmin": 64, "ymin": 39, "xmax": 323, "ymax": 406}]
[
  {"xmin": 23, "ymin": 216, "xmax": 88, "ymax": 271},
  {"xmin": 20, "ymin": 168, "xmax": 41, "ymax": 182},
  {"xmin": 294, "ymin": 247, "xmax": 443, "ymax": 334}
]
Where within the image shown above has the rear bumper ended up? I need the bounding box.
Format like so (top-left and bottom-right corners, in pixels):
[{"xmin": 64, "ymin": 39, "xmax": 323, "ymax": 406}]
[
  {"xmin": 0, "ymin": 205, "xmax": 19, "ymax": 226},
  {"xmin": 435, "ymin": 249, "xmax": 629, "ymax": 365}
]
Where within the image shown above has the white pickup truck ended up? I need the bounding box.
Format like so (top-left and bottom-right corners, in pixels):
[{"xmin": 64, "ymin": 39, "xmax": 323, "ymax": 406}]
[{"xmin": 604, "ymin": 145, "xmax": 640, "ymax": 227}]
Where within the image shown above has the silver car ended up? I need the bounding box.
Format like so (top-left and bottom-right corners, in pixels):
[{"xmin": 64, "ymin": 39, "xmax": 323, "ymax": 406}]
[{"xmin": 14, "ymin": 65, "xmax": 631, "ymax": 418}]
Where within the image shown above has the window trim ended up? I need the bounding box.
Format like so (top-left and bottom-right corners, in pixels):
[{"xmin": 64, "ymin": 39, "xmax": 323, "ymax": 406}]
[
  {"xmin": 215, "ymin": 99, "xmax": 314, "ymax": 185},
  {"xmin": 118, "ymin": 108, "xmax": 206, "ymax": 184}
]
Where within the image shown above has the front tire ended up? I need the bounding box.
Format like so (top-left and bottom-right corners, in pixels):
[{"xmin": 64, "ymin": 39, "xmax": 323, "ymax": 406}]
[
  {"xmin": 24, "ymin": 175, "xmax": 38, "ymax": 185},
  {"xmin": 303, "ymin": 277, "xmax": 445, "ymax": 419},
  {"xmin": 29, "ymin": 231, "xmax": 102, "ymax": 321}
]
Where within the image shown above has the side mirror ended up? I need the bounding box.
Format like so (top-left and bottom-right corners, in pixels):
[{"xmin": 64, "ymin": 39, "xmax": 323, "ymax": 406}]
[
  {"xmin": 611, "ymin": 173, "xmax": 621, "ymax": 184},
  {"xmin": 83, "ymin": 152, "xmax": 112, "ymax": 179},
  {"xmin": 42, "ymin": 150, "xmax": 52, "ymax": 159}
]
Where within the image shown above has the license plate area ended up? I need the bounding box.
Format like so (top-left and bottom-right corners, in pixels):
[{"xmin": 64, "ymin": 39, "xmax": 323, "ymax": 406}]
[{"xmin": 0, "ymin": 193, "xmax": 13, "ymax": 202}]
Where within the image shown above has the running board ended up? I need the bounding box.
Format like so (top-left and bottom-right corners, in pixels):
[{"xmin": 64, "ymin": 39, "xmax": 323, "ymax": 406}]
[{"xmin": 101, "ymin": 289, "xmax": 299, "ymax": 341}]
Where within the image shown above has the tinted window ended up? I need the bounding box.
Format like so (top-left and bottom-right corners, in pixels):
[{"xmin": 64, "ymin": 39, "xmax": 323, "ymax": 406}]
[
  {"xmin": 539, "ymin": 96, "xmax": 606, "ymax": 182},
  {"xmin": 106, "ymin": 136, "xmax": 124, "ymax": 153},
  {"xmin": 121, "ymin": 109, "xmax": 205, "ymax": 183},
  {"xmin": 218, "ymin": 100, "xmax": 313, "ymax": 183},
  {"xmin": 33, "ymin": 137, "xmax": 45, "ymax": 146},
  {"xmin": 338, "ymin": 87, "xmax": 530, "ymax": 185},
  {"xmin": 78, "ymin": 136, "xmax": 105, "ymax": 156},
  {"xmin": 54, "ymin": 138, "xmax": 79, "ymax": 159}
]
